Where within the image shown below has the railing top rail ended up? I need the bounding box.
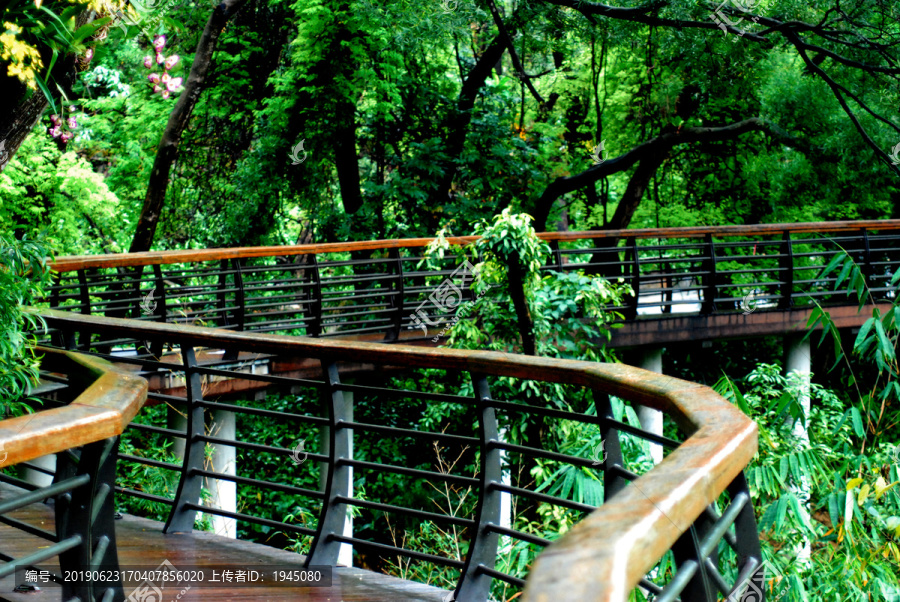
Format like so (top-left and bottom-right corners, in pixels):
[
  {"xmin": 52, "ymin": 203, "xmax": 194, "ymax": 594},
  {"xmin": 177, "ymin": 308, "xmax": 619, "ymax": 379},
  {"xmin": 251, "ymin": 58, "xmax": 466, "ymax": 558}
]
[
  {"xmin": 49, "ymin": 219, "xmax": 900, "ymax": 272},
  {"xmin": 0, "ymin": 347, "xmax": 147, "ymax": 469},
  {"xmin": 34, "ymin": 307, "xmax": 757, "ymax": 599}
]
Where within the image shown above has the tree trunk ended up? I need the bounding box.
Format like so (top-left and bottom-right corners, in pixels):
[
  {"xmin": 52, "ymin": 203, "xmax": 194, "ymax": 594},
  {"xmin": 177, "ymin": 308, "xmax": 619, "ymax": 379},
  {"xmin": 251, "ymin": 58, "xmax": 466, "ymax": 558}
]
[{"xmin": 129, "ymin": 0, "xmax": 251, "ymax": 253}]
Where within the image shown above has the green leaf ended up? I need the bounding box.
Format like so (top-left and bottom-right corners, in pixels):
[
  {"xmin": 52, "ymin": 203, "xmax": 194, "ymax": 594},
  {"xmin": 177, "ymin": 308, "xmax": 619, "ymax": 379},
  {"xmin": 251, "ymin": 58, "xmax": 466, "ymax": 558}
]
[{"xmin": 850, "ymin": 406, "xmax": 865, "ymax": 437}]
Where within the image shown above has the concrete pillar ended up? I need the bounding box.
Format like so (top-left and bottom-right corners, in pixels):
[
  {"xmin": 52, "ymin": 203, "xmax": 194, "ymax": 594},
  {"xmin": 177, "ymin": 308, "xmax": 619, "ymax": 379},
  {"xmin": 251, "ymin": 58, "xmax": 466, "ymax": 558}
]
[
  {"xmin": 320, "ymin": 390, "xmax": 353, "ymax": 566},
  {"xmin": 498, "ymin": 428, "xmax": 512, "ymax": 543},
  {"xmin": 633, "ymin": 347, "xmax": 665, "ymax": 464},
  {"xmin": 784, "ymin": 333, "xmax": 812, "ymax": 564},
  {"xmin": 22, "ymin": 455, "xmax": 56, "ymax": 488},
  {"xmin": 206, "ymin": 410, "xmax": 237, "ymax": 538}
]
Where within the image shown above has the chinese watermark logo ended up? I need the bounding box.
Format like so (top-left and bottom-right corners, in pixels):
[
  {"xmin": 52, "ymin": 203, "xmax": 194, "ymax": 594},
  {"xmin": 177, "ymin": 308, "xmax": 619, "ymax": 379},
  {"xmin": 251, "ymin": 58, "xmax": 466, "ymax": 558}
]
[
  {"xmin": 890, "ymin": 444, "xmax": 900, "ymax": 465},
  {"xmin": 439, "ymin": 0, "xmax": 457, "ymax": 14},
  {"xmin": 140, "ymin": 288, "xmax": 157, "ymax": 316},
  {"xmin": 128, "ymin": 559, "xmax": 191, "ymax": 602},
  {"xmin": 709, "ymin": 0, "xmax": 761, "ymax": 40},
  {"xmin": 727, "ymin": 560, "xmax": 789, "ymax": 602},
  {"xmin": 290, "ymin": 439, "xmax": 308, "ymax": 466},
  {"xmin": 740, "ymin": 290, "xmax": 758, "ymax": 315},
  {"xmin": 591, "ymin": 440, "xmax": 608, "ymax": 466},
  {"xmin": 0, "ymin": 139, "xmax": 9, "ymax": 172},
  {"xmin": 589, "ymin": 140, "xmax": 607, "ymax": 165},
  {"xmin": 888, "ymin": 142, "xmax": 900, "ymax": 166},
  {"xmin": 289, "ymin": 139, "xmax": 308, "ymax": 165},
  {"xmin": 407, "ymin": 261, "xmax": 497, "ymax": 341}
]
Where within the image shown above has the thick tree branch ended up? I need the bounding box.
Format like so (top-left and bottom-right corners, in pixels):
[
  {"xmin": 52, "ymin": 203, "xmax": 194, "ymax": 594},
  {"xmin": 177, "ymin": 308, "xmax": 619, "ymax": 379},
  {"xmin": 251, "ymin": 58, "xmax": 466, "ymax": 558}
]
[
  {"xmin": 129, "ymin": 0, "xmax": 252, "ymax": 253},
  {"xmin": 532, "ymin": 118, "xmax": 781, "ymax": 231},
  {"xmin": 484, "ymin": 0, "xmax": 544, "ymax": 104}
]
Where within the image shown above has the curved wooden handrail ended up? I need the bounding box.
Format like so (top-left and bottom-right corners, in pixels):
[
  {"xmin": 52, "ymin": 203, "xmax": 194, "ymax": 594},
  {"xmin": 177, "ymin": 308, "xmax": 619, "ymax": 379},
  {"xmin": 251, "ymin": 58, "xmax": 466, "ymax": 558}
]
[
  {"xmin": 0, "ymin": 347, "xmax": 148, "ymax": 469},
  {"xmin": 34, "ymin": 307, "xmax": 757, "ymax": 600},
  {"xmin": 49, "ymin": 219, "xmax": 900, "ymax": 271}
]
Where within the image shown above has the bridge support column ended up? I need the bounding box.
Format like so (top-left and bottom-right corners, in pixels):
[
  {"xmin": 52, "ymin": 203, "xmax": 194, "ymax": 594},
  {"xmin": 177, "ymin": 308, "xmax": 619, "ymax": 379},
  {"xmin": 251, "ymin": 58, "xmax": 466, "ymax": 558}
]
[
  {"xmin": 784, "ymin": 333, "xmax": 812, "ymax": 564},
  {"xmin": 319, "ymin": 390, "xmax": 353, "ymax": 567},
  {"xmin": 206, "ymin": 409, "xmax": 237, "ymax": 538},
  {"xmin": 22, "ymin": 455, "xmax": 56, "ymax": 488},
  {"xmin": 632, "ymin": 347, "xmax": 664, "ymax": 464}
]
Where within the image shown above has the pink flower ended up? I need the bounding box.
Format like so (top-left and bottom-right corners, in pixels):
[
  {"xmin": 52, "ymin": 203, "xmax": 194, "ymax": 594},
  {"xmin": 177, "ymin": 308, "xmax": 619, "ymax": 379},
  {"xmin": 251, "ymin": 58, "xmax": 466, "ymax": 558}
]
[
  {"xmin": 164, "ymin": 55, "xmax": 179, "ymax": 70},
  {"xmin": 166, "ymin": 77, "xmax": 183, "ymax": 92},
  {"xmin": 84, "ymin": 48, "xmax": 93, "ymax": 62},
  {"xmin": 161, "ymin": 90, "xmax": 170, "ymax": 100},
  {"xmin": 153, "ymin": 35, "xmax": 166, "ymax": 50},
  {"xmin": 67, "ymin": 117, "xmax": 77, "ymax": 129},
  {"xmin": 161, "ymin": 72, "xmax": 170, "ymax": 83},
  {"xmin": 49, "ymin": 126, "xmax": 61, "ymax": 138},
  {"xmin": 50, "ymin": 114, "xmax": 59, "ymax": 124},
  {"xmin": 153, "ymin": 85, "xmax": 162, "ymax": 94},
  {"xmin": 148, "ymin": 73, "xmax": 160, "ymax": 83},
  {"xmin": 156, "ymin": 52, "xmax": 165, "ymax": 65},
  {"xmin": 143, "ymin": 56, "xmax": 153, "ymax": 68},
  {"xmin": 61, "ymin": 132, "xmax": 73, "ymax": 143}
]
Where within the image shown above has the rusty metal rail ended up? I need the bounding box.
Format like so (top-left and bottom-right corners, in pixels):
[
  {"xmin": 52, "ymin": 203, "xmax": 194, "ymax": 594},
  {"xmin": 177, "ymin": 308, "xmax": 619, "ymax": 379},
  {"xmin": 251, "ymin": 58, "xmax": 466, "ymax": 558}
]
[{"xmin": 30, "ymin": 308, "xmax": 761, "ymax": 601}]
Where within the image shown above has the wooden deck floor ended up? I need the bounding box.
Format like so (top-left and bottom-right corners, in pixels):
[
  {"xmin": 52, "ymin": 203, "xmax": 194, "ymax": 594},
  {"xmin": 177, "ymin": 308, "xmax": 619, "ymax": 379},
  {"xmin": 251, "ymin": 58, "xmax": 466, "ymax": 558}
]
[{"xmin": 0, "ymin": 484, "xmax": 453, "ymax": 602}]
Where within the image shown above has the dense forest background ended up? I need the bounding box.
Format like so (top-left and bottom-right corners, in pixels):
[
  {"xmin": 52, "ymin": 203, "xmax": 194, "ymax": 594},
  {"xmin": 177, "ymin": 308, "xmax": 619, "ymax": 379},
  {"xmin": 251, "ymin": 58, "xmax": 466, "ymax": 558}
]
[
  {"xmin": 2, "ymin": 0, "xmax": 900, "ymax": 600},
  {"xmin": 1, "ymin": 0, "xmax": 899, "ymax": 255}
]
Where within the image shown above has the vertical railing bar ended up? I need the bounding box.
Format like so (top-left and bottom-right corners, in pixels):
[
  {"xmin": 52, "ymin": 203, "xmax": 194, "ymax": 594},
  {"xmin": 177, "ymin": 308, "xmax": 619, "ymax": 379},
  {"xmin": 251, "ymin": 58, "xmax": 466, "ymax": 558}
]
[
  {"xmin": 455, "ymin": 373, "xmax": 502, "ymax": 601},
  {"xmin": 77, "ymin": 269, "xmax": 91, "ymax": 350},
  {"xmin": 628, "ymin": 237, "xmax": 640, "ymax": 320},
  {"xmin": 860, "ymin": 228, "xmax": 872, "ymax": 291},
  {"xmin": 307, "ymin": 361, "xmax": 352, "ymax": 566},
  {"xmin": 309, "ymin": 254, "xmax": 324, "ymax": 337},
  {"xmin": 702, "ymin": 234, "xmax": 717, "ymax": 315},
  {"xmin": 216, "ymin": 259, "xmax": 232, "ymax": 329},
  {"xmin": 384, "ymin": 247, "xmax": 405, "ymax": 342},
  {"xmin": 779, "ymin": 231, "xmax": 794, "ymax": 309},
  {"xmin": 594, "ymin": 390, "xmax": 628, "ymax": 501},
  {"xmin": 232, "ymin": 258, "xmax": 245, "ymax": 332},
  {"xmin": 164, "ymin": 344, "xmax": 205, "ymax": 534}
]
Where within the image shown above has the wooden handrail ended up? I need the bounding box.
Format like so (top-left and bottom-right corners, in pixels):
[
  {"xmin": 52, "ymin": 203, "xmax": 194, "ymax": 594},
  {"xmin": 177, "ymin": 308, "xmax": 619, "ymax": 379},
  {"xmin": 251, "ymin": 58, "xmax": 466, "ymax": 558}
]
[
  {"xmin": 49, "ymin": 219, "xmax": 900, "ymax": 272},
  {"xmin": 34, "ymin": 307, "xmax": 757, "ymax": 600},
  {"xmin": 0, "ymin": 347, "xmax": 147, "ymax": 469}
]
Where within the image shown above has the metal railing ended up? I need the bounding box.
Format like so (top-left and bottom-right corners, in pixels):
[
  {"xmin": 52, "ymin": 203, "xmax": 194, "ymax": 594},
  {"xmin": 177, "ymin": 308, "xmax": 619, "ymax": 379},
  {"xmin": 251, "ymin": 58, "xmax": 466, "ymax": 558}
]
[
  {"xmin": 34, "ymin": 308, "xmax": 762, "ymax": 601},
  {"xmin": 0, "ymin": 348, "xmax": 147, "ymax": 602},
  {"xmin": 42, "ymin": 221, "xmax": 900, "ymax": 348}
]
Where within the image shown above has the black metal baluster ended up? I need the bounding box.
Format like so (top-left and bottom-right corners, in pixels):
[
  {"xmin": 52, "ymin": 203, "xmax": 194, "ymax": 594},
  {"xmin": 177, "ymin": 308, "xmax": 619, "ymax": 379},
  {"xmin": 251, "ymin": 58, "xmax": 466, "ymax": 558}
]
[
  {"xmin": 723, "ymin": 472, "xmax": 763, "ymax": 600},
  {"xmin": 164, "ymin": 345, "xmax": 205, "ymax": 534},
  {"xmin": 216, "ymin": 259, "xmax": 232, "ymax": 329},
  {"xmin": 57, "ymin": 437, "xmax": 125, "ymax": 602},
  {"xmin": 594, "ymin": 390, "xmax": 628, "ymax": 501},
  {"xmin": 627, "ymin": 237, "xmax": 640, "ymax": 320},
  {"xmin": 307, "ymin": 255, "xmax": 324, "ymax": 337},
  {"xmin": 308, "ymin": 361, "xmax": 352, "ymax": 565},
  {"xmin": 456, "ymin": 373, "xmax": 502, "ymax": 601},
  {"xmin": 77, "ymin": 269, "xmax": 92, "ymax": 350},
  {"xmin": 384, "ymin": 247, "xmax": 405, "ymax": 342},
  {"xmin": 232, "ymin": 258, "xmax": 245, "ymax": 332},
  {"xmin": 701, "ymin": 234, "xmax": 718, "ymax": 315},
  {"xmin": 778, "ymin": 232, "xmax": 794, "ymax": 310}
]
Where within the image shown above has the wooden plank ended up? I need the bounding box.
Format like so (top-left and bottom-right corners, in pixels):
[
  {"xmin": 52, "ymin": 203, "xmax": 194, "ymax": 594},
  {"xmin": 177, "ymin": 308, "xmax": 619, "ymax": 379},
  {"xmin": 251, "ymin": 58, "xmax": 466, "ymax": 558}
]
[{"xmin": 0, "ymin": 483, "xmax": 453, "ymax": 601}]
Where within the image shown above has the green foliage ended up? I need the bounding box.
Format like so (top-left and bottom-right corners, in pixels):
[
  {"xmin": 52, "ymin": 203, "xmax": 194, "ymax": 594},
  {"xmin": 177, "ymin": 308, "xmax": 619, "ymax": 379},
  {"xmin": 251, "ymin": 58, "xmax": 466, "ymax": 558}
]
[
  {"xmin": 0, "ymin": 235, "xmax": 50, "ymax": 412},
  {"xmin": 716, "ymin": 362, "xmax": 900, "ymax": 600}
]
